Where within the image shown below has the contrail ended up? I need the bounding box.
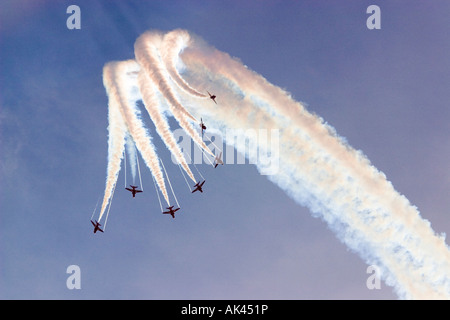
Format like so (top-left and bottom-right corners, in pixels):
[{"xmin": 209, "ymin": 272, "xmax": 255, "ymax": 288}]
[
  {"xmin": 100, "ymin": 29, "xmax": 450, "ymax": 299},
  {"xmin": 110, "ymin": 60, "xmax": 169, "ymax": 204},
  {"xmin": 99, "ymin": 63, "xmax": 128, "ymax": 221},
  {"xmin": 125, "ymin": 133, "xmax": 137, "ymax": 184},
  {"xmin": 100, "ymin": 61, "xmax": 170, "ymax": 218},
  {"xmin": 134, "ymin": 31, "xmax": 197, "ymax": 122},
  {"xmin": 137, "ymin": 68, "xmax": 196, "ymax": 182},
  {"xmin": 134, "ymin": 31, "xmax": 215, "ymax": 159},
  {"xmin": 177, "ymin": 30, "xmax": 450, "ymax": 299},
  {"xmin": 161, "ymin": 29, "xmax": 207, "ymax": 98}
]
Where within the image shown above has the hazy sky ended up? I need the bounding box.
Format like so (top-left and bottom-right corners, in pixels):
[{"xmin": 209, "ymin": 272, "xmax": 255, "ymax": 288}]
[{"xmin": 1, "ymin": 0, "xmax": 449, "ymax": 299}]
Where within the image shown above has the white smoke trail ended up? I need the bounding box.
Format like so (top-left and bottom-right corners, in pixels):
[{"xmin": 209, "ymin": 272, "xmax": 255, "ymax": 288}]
[
  {"xmin": 100, "ymin": 29, "xmax": 450, "ymax": 299},
  {"xmin": 134, "ymin": 31, "xmax": 215, "ymax": 159},
  {"xmin": 161, "ymin": 29, "xmax": 207, "ymax": 98},
  {"xmin": 137, "ymin": 69, "xmax": 196, "ymax": 182},
  {"xmin": 174, "ymin": 30, "xmax": 450, "ymax": 299},
  {"xmin": 99, "ymin": 63, "xmax": 128, "ymax": 221},
  {"xmin": 125, "ymin": 133, "xmax": 137, "ymax": 184},
  {"xmin": 110, "ymin": 60, "xmax": 169, "ymax": 204}
]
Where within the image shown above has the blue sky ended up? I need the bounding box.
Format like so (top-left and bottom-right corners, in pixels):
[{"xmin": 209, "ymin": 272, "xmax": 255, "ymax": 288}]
[{"xmin": 1, "ymin": 0, "xmax": 449, "ymax": 299}]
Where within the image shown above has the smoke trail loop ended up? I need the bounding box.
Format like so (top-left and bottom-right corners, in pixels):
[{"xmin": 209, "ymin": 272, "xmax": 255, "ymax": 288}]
[{"xmin": 98, "ymin": 29, "xmax": 450, "ymax": 299}]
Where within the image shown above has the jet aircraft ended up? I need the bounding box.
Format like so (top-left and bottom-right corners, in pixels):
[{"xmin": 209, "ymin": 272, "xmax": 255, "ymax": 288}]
[
  {"xmin": 125, "ymin": 185, "xmax": 143, "ymax": 197},
  {"xmin": 200, "ymin": 118, "xmax": 207, "ymax": 136},
  {"xmin": 214, "ymin": 152, "xmax": 224, "ymax": 168},
  {"xmin": 192, "ymin": 180, "xmax": 206, "ymax": 193},
  {"xmin": 207, "ymin": 91, "xmax": 217, "ymax": 104},
  {"xmin": 163, "ymin": 206, "xmax": 181, "ymax": 218},
  {"xmin": 90, "ymin": 220, "xmax": 104, "ymax": 233}
]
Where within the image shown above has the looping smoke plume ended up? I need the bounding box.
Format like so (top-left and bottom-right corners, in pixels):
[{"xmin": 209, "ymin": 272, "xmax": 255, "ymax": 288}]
[{"xmin": 99, "ymin": 29, "xmax": 450, "ymax": 299}]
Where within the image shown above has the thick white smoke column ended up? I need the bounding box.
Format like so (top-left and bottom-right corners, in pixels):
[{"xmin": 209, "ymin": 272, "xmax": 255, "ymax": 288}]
[
  {"xmin": 99, "ymin": 32, "xmax": 213, "ymax": 220},
  {"xmin": 137, "ymin": 69, "xmax": 196, "ymax": 182},
  {"xmin": 176, "ymin": 30, "xmax": 450, "ymax": 299},
  {"xmin": 125, "ymin": 133, "xmax": 137, "ymax": 184},
  {"xmin": 100, "ymin": 61, "xmax": 170, "ymax": 221},
  {"xmin": 100, "ymin": 29, "xmax": 450, "ymax": 299},
  {"xmin": 99, "ymin": 63, "xmax": 128, "ymax": 221},
  {"xmin": 161, "ymin": 29, "xmax": 207, "ymax": 98},
  {"xmin": 112, "ymin": 60, "xmax": 169, "ymax": 203},
  {"xmin": 135, "ymin": 31, "xmax": 215, "ymax": 159}
]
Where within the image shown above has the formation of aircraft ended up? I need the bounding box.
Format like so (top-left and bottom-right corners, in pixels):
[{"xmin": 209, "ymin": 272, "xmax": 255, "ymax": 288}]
[
  {"xmin": 125, "ymin": 185, "xmax": 143, "ymax": 197},
  {"xmin": 92, "ymin": 91, "xmax": 222, "ymax": 231},
  {"xmin": 207, "ymin": 91, "xmax": 217, "ymax": 104},
  {"xmin": 192, "ymin": 180, "xmax": 206, "ymax": 193},
  {"xmin": 163, "ymin": 205, "xmax": 181, "ymax": 218},
  {"xmin": 91, "ymin": 220, "xmax": 104, "ymax": 233}
]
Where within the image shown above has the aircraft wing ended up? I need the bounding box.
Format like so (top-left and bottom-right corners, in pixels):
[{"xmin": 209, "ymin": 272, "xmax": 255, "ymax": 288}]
[
  {"xmin": 125, "ymin": 188, "xmax": 132, "ymax": 192},
  {"xmin": 136, "ymin": 190, "xmax": 143, "ymax": 193}
]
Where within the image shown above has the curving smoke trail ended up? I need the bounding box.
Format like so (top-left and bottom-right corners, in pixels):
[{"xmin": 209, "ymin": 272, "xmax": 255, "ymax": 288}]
[
  {"xmin": 134, "ymin": 31, "xmax": 215, "ymax": 159},
  {"xmin": 161, "ymin": 29, "xmax": 207, "ymax": 98},
  {"xmin": 176, "ymin": 31, "xmax": 450, "ymax": 299},
  {"xmin": 137, "ymin": 69, "xmax": 196, "ymax": 182},
  {"xmin": 99, "ymin": 62, "xmax": 128, "ymax": 221},
  {"xmin": 100, "ymin": 60, "xmax": 170, "ymax": 221},
  {"xmin": 100, "ymin": 29, "xmax": 450, "ymax": 299},
  {"xmin": 112, "ymin": 60, "xmax": 169, "ymax": 204}
]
